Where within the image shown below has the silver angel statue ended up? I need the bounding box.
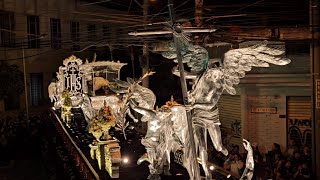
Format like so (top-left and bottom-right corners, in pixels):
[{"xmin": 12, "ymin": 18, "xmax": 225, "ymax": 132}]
[
  {"xmin": 161, "ymin": 40, "xmax": 290, "ymax": 180},
  {"xmin": 116, "ymin": 72, "xmax": 168, "ymax": 180},
  {"xmin": 113, "ymin": 72, "xmax": 193, "ymax": 180},
  {"xmin": 131, "ymin": 102, "xmax": 173, "ymax": 180},
  {"xmin": 129, "ymin": 93, "xmax": 211, "ymax": 180},
  {"xmin": 129, "ymin": 95, "xmax": 187, "ymax": 180},
  {"xmin": 80, "ymin": 93, "xmax": 96, "ymax": 123},
  {"xmin": 48, "ymin": 72, "xmax": 64, "ymax": 108}
]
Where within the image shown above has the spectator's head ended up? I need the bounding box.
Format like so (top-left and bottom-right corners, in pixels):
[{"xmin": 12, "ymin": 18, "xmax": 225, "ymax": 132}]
[
  {"xmin": 303, "ymin": 146, "xmax": 310, "ymax": 154},
  {"xmin": 273, "ymin": 143, "xmax": 281, "ymax": 151},
  {"xmin": 252, "ymin": 142, "xmax": 258, "ymax": 148},
  {"xmin": 301, "ymin": 163, "xmax": 309, "ymax": 169},
  {"xmin": 285, "ymin": 160, "xmax": 291, "ymax": 168},
  {"xmin": 294, "ymin": 151, "xmax": 301, "ymax": 159},
  {"xmin": 234, "ymin": 153, "xmax": 240, "ymax": 161},
  {"xmin": 300, "ymin": 163, "xmax": 311, "ymax": 178},
  {"xmin": 288, "ymin": 138, "xmax": 296, "ymax": 146},
  {"xmin": 277, "ymin": 160, "xmax": 285, "ymax": 168}
]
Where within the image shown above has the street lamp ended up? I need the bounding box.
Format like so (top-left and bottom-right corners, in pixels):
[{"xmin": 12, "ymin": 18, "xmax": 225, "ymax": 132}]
[{"xmin": 21, "ymin": 34, "xmax": 47, "ymax": 120}]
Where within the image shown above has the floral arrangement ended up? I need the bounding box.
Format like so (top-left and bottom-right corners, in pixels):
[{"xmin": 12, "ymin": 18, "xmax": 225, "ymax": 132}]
[{"xmin": 89, "ymin": 105, "xmax": 115, "ymax": 141}]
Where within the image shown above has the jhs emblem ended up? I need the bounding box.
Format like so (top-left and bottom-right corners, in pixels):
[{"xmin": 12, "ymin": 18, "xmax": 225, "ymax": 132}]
[
  {"xmin": 64, "ymin": 62, "xmax": 83, "ymax": 96},
  {"xmin": 60, "ymin": 55, "xmax": 84, "ymax": 96}
]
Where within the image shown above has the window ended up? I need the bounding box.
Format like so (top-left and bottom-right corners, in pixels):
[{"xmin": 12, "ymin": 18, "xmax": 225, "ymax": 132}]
[
  {"xmin": 0, "ymin": 11, "xmax": 15, "ymax": 47},
  {"xmin": 27, "ymin": 15, "xmax": 40, "ymax": 48},
  {"xmin": 87, "ymin": 24, "xmax": 96, "ymax": 50},
  {"xmin": 71, "ymin": 21, "xmax": 80, "ymax": 51},
  {"xmin": 30, "ymin": 73, "xmax": 43, "ymax": 106},
  {"xmin": 88, "ymin": 24, "xmax": 96, "ymax": 41},
  {"xmin": 102, "ymin": 25, "xmax": 110, "ymax": 40},
  {"xmin": 50, "ymin": 18, "xmax": 61, "ymax": 49}
]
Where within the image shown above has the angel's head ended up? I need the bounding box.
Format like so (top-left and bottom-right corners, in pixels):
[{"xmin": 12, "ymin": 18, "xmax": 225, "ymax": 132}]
[{"xmin": 204, "ymin": 69, "xmax": 223, "ymax": 83}]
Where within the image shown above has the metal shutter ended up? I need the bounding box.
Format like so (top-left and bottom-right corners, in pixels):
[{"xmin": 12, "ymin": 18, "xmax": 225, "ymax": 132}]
[
  {"xmin": 218, "ymin": 94, "xmax": 242, "ymax": 149},
  {"xmin": 287, "ymin": 96, "xmax": 312, "ymax": 147}
]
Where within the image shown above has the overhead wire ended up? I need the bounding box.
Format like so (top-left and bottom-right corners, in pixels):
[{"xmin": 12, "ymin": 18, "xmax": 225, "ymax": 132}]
[
  {"xmin": 79, "ymin": 0, "xmax": 112, "ymax": 6},
  {"xmin": 1, "ymin": 0, "xmax": 308, "ymax": 24},
  {"xmin": 2, "ymin": 12, "xmax": 310, "ymax": 42},
  {"xmin": 0, "ymin": 1, "xmax": 308, "ymax": 65},
  {"xmin": 0, "ymin": 48, "xmax": 66, "ymax": 61},
  {"xmin": 0, "ymin": 32, "xmax": 170, "ymax": 52},
  {"xmin": 127, "ymin": 0, "xmax": 133, "ymax": 13},
  {"xmin": 3, "ymin": 4, "xmax": 309, "ymax": 36},
  {"xmin": 0, "ymin": 0, "xmax": 311, "ymax": 59},
  {"xmin": 224, "ymin": 0, "xmax": 265, "ymax": 16},
  {"xmin": 0, "ymin": 39, "xmax": 156, "ymax": 62},
  {"xmin": 2, "ymin": 6, "xmax": 197, "ymax": 33}
]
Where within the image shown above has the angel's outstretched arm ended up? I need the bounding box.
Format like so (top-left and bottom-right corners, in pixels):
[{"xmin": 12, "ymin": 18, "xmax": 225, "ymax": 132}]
[{"xmin": 240, "ymin": 139, "xmax": 254, "ymax": 180}]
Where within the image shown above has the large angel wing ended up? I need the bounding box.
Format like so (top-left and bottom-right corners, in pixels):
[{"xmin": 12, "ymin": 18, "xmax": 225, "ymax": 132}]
[
  {"xmin": 221, "ymin": 41, "xmax": 291, "ymax": 95},
  {"xmin": 189, "ymin": 41, "xmax": 291, "ymax": 105}
]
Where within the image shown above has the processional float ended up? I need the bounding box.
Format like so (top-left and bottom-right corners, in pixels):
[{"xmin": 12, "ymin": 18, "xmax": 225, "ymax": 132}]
[
  {"xmin": 49, "ymin": 42, "xmax": 290, "ymax": 180},
  {"xmin": 48, "ymin": 55, "xmax": 128, "ymax": 178}
]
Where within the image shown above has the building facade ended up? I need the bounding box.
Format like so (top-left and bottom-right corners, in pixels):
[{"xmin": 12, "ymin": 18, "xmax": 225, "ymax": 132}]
[
  {"xmin": 208, "ymin": 41, "xmax": 311, "ymax": 153},
  {"xmin": 0, "ymin": 0, "xmax": 134, "ymax": 113}
]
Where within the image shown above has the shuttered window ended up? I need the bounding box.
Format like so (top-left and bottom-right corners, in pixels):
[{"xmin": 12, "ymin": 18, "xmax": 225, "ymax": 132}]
[
  {"xmin": 30, "ymin": 73, "xmax": 43, "ymax": 106},
  {"xmin": 218, "ymin": 94, "xmax": 242, "ymax": 148},
  {"xmin": 71, "ymin": 21, "xmax": 80, "ymax": 51},
  {"xmin": 287, "ymin": 96, "xmax": 312, "ymax": 147},
  {"xmin": 0, "ymin": 10, "xmax": 15, "ymax": 47},
  {"xmin": 50, "ymin": 18, "xmax": 61, "ymax": 49},
  {"xmin": 27, "ymin": 15, "xmax": 40, "ymax": 48}
]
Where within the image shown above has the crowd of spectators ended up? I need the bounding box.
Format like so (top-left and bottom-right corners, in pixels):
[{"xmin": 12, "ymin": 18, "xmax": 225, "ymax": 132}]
[
  {"xmin": 210, "ymin": 140, "xmax": 312, "ymax": 180},
  {"xmin": 0, "ymin": 111, "xmax": 314, "ymax": 180},
  {"xmin": 0, "ymin": 113, "xmax": 44, "ymax": 166},
  {"xmin": 0, "ymin": 112, "xmax": 79, "ymax": 180}
]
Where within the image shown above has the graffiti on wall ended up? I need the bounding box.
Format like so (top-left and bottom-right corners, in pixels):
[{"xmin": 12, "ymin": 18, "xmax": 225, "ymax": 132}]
[
  {"xmin": 288, "ymin": 118, "xmax": 312, "ymax": 147},
  {"xmin": 231, "ymin": 120, "xmax": 241, "ymax": 137},
  {"xmin": 219, "ymin": 120, "xmax": 242, "ymax": 151}
]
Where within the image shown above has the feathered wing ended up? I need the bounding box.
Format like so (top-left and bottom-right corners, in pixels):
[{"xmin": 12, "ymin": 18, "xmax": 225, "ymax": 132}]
[{"xmin": 220, "ymin": 41, "xmax": 291, "ymax": 95}]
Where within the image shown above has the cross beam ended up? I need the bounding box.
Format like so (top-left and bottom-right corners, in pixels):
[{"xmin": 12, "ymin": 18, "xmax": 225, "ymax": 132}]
[{"xmin": 128, "ymin": 28, "xmax": 216, "ymax": 36}]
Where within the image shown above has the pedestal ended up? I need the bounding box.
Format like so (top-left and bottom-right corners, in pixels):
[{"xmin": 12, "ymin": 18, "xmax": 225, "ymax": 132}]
[{"xmin": 90, "ymin": 139, "xmax": 121, "ymax": 178}]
